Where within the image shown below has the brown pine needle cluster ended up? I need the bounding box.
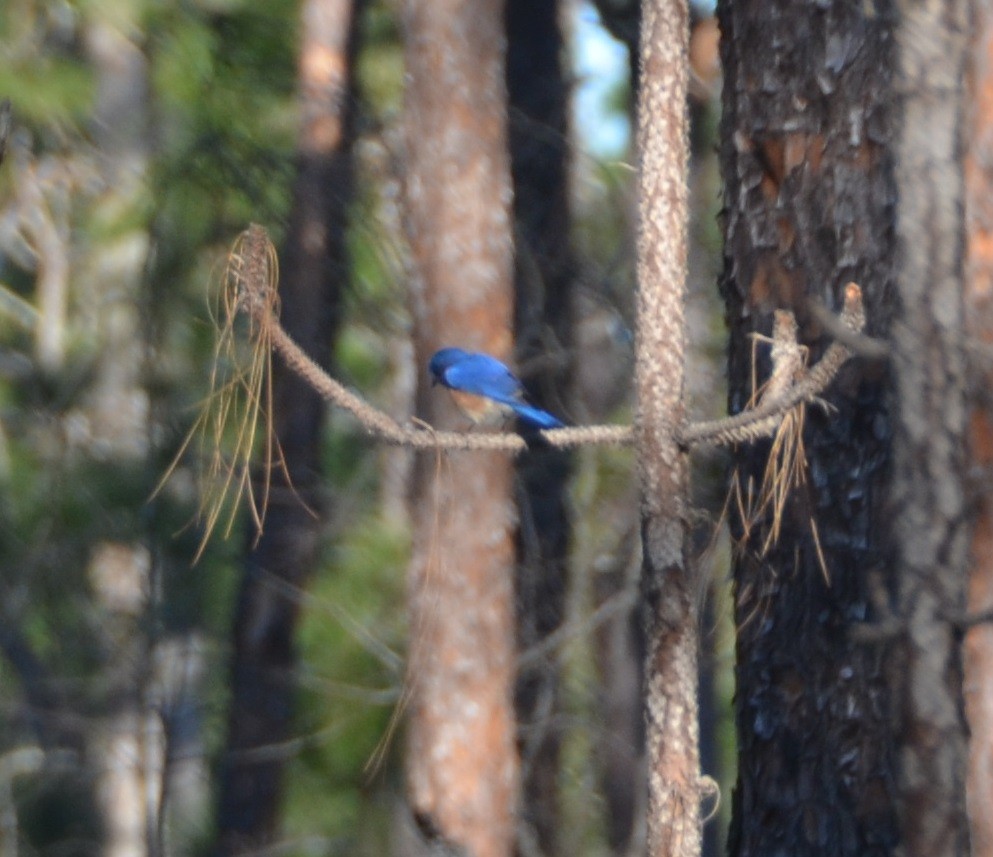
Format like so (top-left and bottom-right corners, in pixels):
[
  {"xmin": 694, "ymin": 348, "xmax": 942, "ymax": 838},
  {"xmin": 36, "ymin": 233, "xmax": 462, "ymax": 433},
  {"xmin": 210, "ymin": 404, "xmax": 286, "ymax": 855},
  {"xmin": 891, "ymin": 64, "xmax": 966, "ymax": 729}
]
[
  {"xmin": 155, "ymin": 224, "xmax": 290, "ymax": 562},
  {"xmin": 727, "ymin": 307, "xmax": 841, "ymax": 585}
]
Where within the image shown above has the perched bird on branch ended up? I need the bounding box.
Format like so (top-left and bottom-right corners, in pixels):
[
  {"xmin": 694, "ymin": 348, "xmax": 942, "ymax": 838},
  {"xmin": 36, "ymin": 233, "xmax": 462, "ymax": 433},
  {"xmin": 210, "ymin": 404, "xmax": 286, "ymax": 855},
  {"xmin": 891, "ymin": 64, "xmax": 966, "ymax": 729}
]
[{"xmin": 428, "ymin": 347, "xmax": 565, "ymax": 431}]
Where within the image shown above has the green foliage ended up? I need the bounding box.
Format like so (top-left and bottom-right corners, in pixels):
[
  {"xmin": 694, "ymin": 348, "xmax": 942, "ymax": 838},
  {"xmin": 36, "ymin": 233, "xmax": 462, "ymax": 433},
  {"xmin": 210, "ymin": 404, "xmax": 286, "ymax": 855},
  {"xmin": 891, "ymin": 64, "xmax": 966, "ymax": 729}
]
[
  {"xmin": 355, "ymin": 5, "xmax": 403, "ymax": 116},
  {"xmin": 0, "ymin": 59, "xmax": 94, "ymax": 132},
  {"xmin": 0, "ymin": 0, "xmax": 302, "ymax": 850},
  {"xmin": 285, "ymin": 516, "xmax": 408, "ymax": 850},
  {"xmin": 0, "ymin": 0, "xmax": 95, "ymax": 130},
  {"xmin": 148, "ymin": 0, "xmax": 298, "ymax": 237}
]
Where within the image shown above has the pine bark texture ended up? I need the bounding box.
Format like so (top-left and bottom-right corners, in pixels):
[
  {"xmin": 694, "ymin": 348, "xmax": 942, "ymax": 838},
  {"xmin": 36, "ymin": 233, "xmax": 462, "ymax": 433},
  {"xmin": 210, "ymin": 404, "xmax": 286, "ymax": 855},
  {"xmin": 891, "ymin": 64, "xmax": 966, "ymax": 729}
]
[
  {"xmin": 214, "ymin": 1, "xmax": 358, "ymax": 852},
  {"xmin": 402, "ymin": 2, "xmax": 519, "ymax": 855},
  {"xmin": 635, "ymin": 1, "xmax": 697, "ymax": 856},
  {"xmin": 718, "ymin": 0, "xmax": 901, "ymax": 854},
  {"xmin": 506, "ymin": 0, "xmax": 573, "ymax": 852},
  {"xmin": 965, "ymin": 8, "xmax": 993, "ymax": 855},
  {"xmin": 888, "ymin": 0, "xmax": 971, "ymax": 853}
]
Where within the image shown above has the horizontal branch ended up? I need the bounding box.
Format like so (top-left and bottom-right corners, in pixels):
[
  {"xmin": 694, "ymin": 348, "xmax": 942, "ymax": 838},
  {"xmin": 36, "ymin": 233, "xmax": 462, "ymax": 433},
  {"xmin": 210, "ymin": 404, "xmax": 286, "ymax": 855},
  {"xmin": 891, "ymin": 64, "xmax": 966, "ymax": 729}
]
[
  {"xmin": 235, "ymin": 226, "xmax": 866, "ymax": 454},
  {"xmin": 267, "ymin": 319, "xmax": 632, "ymax": 452}
]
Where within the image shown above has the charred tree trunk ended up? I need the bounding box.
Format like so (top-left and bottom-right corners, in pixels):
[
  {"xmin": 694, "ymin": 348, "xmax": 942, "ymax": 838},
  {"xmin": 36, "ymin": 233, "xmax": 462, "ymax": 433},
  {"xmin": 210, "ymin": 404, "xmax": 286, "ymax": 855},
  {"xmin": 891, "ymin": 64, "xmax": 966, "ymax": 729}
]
[
  {"xmin": 402, "ymin": 2, "xmax": 519, "ymax": 856},
  {"xmin": 717, "ymin": 0, "xmax": 901, "ymax": 854},
  {"xmin": 213, "ymin": 2, "xmax": 359, "ymax": 853},
  {"xmin": 634, "ymin": 1, "xmax": 698, "ymax": 856},
  {"xmin": 505, "ymin": 0, "xmax": 573, "ymax": 853}
]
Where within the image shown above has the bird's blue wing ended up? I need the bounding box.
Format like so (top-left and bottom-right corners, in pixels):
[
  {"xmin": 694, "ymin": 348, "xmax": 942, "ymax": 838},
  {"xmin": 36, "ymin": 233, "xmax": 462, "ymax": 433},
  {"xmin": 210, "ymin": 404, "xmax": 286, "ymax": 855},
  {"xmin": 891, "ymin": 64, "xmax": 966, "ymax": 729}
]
[
  {"xmin": 442, "ymin": 353, "xmax": 525, "ymax": 401},
  {"xmin": 441, "ymin": 351, "xmax": 564, "ymax": 429}
]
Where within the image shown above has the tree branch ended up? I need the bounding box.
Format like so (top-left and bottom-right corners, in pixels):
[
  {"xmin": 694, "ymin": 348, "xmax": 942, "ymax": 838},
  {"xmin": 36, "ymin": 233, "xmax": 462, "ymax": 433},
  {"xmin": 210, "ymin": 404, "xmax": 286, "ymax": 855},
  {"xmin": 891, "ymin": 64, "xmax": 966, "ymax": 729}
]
[{"xmin": 230, "ymin": 225, "xmax": 867, "ymax": 454}]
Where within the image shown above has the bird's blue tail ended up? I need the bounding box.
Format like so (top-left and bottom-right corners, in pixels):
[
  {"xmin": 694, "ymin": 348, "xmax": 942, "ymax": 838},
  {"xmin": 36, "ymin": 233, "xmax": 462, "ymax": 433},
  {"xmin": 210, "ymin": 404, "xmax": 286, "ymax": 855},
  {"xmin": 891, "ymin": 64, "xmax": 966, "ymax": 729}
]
[{"xmin": 510, "ymin": 402, "xmax": 564, "ymax": 430}]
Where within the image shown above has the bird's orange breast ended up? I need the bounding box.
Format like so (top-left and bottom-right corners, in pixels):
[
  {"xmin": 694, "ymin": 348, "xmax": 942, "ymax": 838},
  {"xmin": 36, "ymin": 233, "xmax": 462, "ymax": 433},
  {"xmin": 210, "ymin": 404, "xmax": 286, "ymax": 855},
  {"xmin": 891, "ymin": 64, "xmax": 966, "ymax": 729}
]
[{"xmin": 448, "ymin": 389, "xmax": 512, "ymax": 426}]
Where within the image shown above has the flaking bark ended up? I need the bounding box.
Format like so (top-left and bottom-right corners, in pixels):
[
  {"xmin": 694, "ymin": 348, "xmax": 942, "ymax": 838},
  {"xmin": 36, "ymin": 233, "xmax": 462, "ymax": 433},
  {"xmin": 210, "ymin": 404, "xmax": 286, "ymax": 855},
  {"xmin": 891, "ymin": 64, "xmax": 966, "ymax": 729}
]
[{"xmin": 717, "ymin": 0, "xmax": 901, "ymax": 853}]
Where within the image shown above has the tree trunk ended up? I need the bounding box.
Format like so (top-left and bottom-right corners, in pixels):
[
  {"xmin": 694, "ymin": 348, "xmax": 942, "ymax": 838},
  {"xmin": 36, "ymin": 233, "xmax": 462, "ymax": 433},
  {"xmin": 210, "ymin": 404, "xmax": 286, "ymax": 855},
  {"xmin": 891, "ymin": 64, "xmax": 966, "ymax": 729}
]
[
  {"xmin": 635, "ymin": 1, "xmax": 697, "ymax": 856},
  {"xmin": 402, "ymin": 2, "xmax": 519, "ymax": 855},
  {"xmin": 717, "ymin": 0, "xmax": 901, "ymax": 853},
  {"xmin": 887, "ymin": 0, "xmax": 971, "ymax": 853},
  {"xmin": 213, "ymin": 1, "xmax": 358, "ymax": 852},
  {"xmin": 592, "ymin": 536, "xmax": 645, "ymax": 854},
  {"xmin": 964, "ymin": 8, "xmax": 993, "ymax": 855},
  {"xmin": 82, "ymin": 14, "xmax": 156, "ymax": 857},
  {"xmin": 506, "ymin": 0, "xmax": 573, "ymax": 852}
]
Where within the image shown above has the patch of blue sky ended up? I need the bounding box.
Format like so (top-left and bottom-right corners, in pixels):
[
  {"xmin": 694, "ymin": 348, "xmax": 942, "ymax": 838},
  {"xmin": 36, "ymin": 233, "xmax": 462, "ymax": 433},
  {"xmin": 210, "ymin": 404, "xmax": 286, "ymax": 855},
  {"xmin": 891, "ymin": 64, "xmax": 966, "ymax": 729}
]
[{"xmin": 572, "ymin": 2, "xmax": 630, "ymax": 159}]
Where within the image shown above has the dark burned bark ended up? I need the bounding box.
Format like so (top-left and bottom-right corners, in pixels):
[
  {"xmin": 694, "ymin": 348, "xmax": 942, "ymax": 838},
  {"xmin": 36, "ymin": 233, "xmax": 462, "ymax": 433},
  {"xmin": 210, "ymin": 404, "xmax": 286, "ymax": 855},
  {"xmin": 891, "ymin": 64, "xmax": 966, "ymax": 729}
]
[
  {"xmin": 214, "ymin": 2, "xmax": 360, "ymax": 853},
  {"xmin": 887, "ymin": 1, "xmax": 971, "ymax": 854},
  {"xmin": 505, "ymin": 0, "xmax": 573, "ymax": 853},
  {"xmin": 718, "ymin": 0, "xmax": 900, "ymax": 854},
  {"xmin": 402, "ymin": 2, "xmax": 519, "ymax": 856}
]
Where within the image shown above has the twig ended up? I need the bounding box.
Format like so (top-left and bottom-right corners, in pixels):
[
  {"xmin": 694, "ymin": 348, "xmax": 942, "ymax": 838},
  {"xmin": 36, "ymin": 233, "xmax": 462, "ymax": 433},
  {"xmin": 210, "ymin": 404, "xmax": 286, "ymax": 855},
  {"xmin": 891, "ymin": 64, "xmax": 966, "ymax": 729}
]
[
  {"xmin": 808, "ymin": 295, "xmax": 888, "ymax": 359},
  {"xmin": 681, "ymin": 283, "xmax": 867, "ymax": 447}
]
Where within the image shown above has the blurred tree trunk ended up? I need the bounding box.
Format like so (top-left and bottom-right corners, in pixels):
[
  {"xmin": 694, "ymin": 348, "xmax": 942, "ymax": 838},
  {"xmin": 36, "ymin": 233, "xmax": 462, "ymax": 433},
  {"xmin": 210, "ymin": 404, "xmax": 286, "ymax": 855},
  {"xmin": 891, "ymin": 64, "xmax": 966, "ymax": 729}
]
[
  {"xmin": 965, "ymin": 9, "xmax": 993, "ymax": 856},
  {"xmin": 505, "ymin": 0, "xmax": 573, "ymax": 853},
  {"xmin": 718, "ymin": 0, "xmax": 900, "ymax": 853},
  {"xmin": 634, "ymin": 1, "xmax": 698, "ymax": 856},
  {"xmin": 592, "ymin": 534, "xmax": 645, "ymax": 854},
  {"xmin": 213, "ymin": 1, "xmax": 359, "ymax": 853},
  {"xmin": 0, "ymin": 12, "xmax": 161, "ymax": 857},
  {"xmin": 684, "ymin": 20, "xmax": 725, "ymax": 857},
  {"xmin": 401, "ymin": 1, "xmax": 518, "ymax": 855},
  {"xmin": 81, "ymin": 12, "xmax": 156, "ymax": 857},
  {"xmin": 887, "ymin": 0, "xmax": 971, "ymax": 852},
  {"xmin": 574, "ymin": 10, "xmax": 648, "ymax": 854}
]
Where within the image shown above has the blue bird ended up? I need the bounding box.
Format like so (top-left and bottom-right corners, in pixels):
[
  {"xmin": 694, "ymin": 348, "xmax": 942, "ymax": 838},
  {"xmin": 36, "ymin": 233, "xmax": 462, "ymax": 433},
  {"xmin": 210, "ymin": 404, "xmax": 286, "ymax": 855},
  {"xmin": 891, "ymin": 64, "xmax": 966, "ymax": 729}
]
[{"xmin": 428, "ymin": 347, "xmax": 565, "ymax": 430}]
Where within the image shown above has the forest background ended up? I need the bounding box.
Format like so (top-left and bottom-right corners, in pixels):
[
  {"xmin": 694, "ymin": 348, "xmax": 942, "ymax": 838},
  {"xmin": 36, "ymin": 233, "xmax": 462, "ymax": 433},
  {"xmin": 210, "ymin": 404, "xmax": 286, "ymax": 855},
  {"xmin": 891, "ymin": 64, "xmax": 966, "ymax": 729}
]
[
  {"xmin": 0, "ymin": 0, "xmax": 990, "ymax": 856},
  {"xmin": 0, "ymin": 1, "xmax": 697, "ymax": 854}
]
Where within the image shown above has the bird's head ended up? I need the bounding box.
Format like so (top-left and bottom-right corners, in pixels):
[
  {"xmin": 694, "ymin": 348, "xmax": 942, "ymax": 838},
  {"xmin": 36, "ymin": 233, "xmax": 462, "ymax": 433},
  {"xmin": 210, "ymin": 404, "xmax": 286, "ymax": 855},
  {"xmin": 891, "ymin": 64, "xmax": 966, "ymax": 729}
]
[{"xmin": 428, "ymin": 347, "xmax": 469, "ymax": 387}]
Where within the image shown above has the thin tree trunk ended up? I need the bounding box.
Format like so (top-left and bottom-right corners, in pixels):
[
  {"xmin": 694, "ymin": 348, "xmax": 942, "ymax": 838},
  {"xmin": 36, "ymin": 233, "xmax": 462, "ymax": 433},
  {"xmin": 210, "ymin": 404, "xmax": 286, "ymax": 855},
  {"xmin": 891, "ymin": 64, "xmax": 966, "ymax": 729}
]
[
  {"xmin": 82, "ymin": 15, "xmax": 156, "ymax": 857},
  {"xmin": 213, "ymin": 1, "xmax": 358, "ymax": 852},
  {"xmin": 592, "ymin": 535, "xmax": 645, "ymax": 854},
  {"xmin": 506, "ymin": 0, "xmax": 573, "ymax": 852},
  {"xmin": 887, "ymin": 0, "xmax": 971, "ymax": 853},
  {"xmin": 635, "ymin": 1, "xmax": 697, "ymax": 856},
  {"xmin": 964, "ymin": 9, "xmax": 993, "ymax": 855},
  {"xmin": 402, "ymin": 2, "xmax": 519, "ymax": 856}
]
